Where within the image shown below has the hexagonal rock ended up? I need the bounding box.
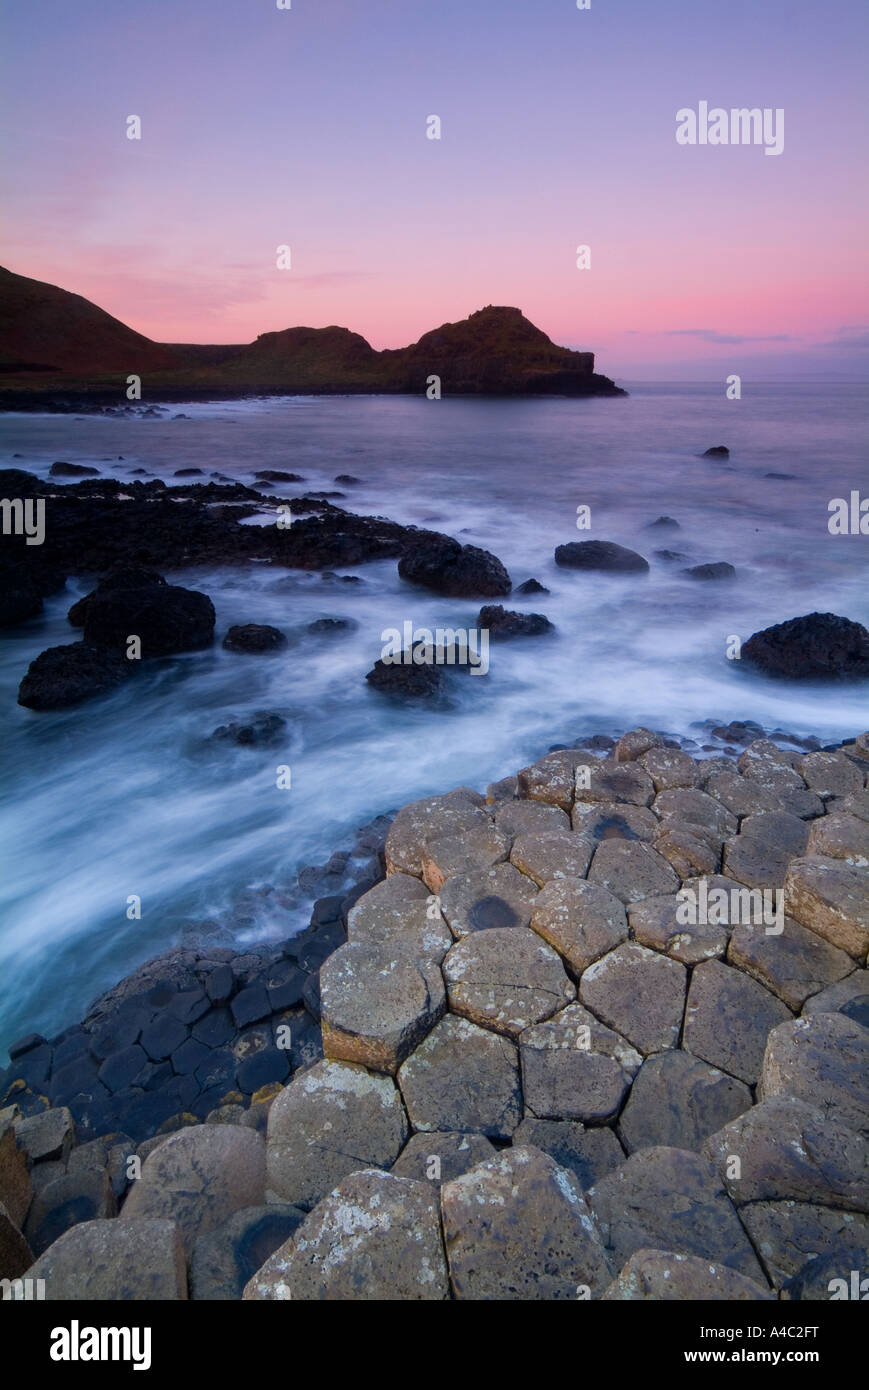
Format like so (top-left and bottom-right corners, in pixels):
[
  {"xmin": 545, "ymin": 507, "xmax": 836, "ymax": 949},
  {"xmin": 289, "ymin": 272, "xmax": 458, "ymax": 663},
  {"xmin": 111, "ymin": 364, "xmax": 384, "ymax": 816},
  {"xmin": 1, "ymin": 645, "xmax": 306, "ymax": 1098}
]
[
  {"xmin": 705, "ymin": 771, "xmax": 785, "ymax": 819},
  {"xmin": 13, "ymin": 1107, "xmax": 74, "ymax": 1164},
  {"xmin": 510, "ymin": 830, "xmax": 594, "ymax": 886},
  {"xmin": 702, "ymin": 1096, "xmax": 869, "ymax": 1212},
  {"xmin": 613, "ymin": 728, "xmax": 667, "ymax": 763},
  {"xmin": 320, "ymin": 942, "xmax": 445, "ymax": 1073},
  {"xmin": 618, "ymin": 1051, "xmax": 752, "ymax": 1155},
  {"xmin": 397, "ymin": 1015, "xmax": 521, "ymax": 1138},
  {"xmin": 22, "ymin": 1217, "xmax": 187, "ymax": 1300},
  {"xmin": 441, "ymin": 1145, "xmax": 613, "ymax": 1300},
  {"xmin": 571, "ymin": 801, "xmax": 659, "ymax": 842},
  {"xmin": 759, "ymin": 1013, "xmax": 869, "ymax": 1139},
  {"xmin": 121, "ymin": 1125, "xmax": 266, "ymax": 1255},
  {"xmin": 443, "ymin": 927, "xmax": 574, "ymax": 1038},
  {"xmin": 683, "ymin": 959, "xmax": 792, "ymax": 1085},
  {"xmin": 798, "ymin": 750, "xmax": 864, "ymax": 799},
  {"xmin": 586, "ymin": 1146, "xmax": 765, "ymax": 1281},
  {"xmin": 438, "ymin": 862, "xmax": 539, "ymax": 939},
  {"xmin": 738, "ymin": 740, "xmax": 806, "ymax": 792},
  {"xmin": 738, "ymin": 1201, "xmax": 869, "ymax": 1288},
  {"xmin": 602, "ymin": 1248, "xmax": 774, "ymax": 1301},
  {"xmin": 25, "ymin": 1168, "xmax": 116, "ymax": 1257},
  {"xmin": 743, "ymin": 810, "xmax": 811, "ymax": 856},
  {"xmin": 724, "ymin": 835, "xmax": 793, "ymax": 891},
  {"xmin": 385, "ymin": 791, "xmax": 491, "ymax": 877},
  {"xmin": 494, "ymin": 799, "xmax": 570, "ymax": 837},
  {"xmin": 517, "ymin": 749, "xmax": 594, "ymax": 811},
  {"xmin": 807, "ymin": 812, "xmax": 869, "ymax": 868},
  {"xmin": 837, "ymin": 789, "xmax": 869, "ymax": 823},
  {"xmin": 587, "ymin": 839, "xmax": 680, "ymax": 906},
  {"xmin": 654, "ymin": 824, "xmax": 721, "ymax": 879},
  {"xmin": 638, "ymin": 747, "xmax": 699, "ymax": 791},
  {"xmin": 189, "ymin": 1204, "xmax": 305, "ymax": 1300},
  {"xmin": 244, "ymin": 1170, "xmax": 449, "ymax": 1301},
  {"xmin": 801, "ymin": 969, "xmax": 869, "ymax": 1019},
  {"xmin": 515, "ymin": 1121, "xmax": 624, "ymax": 1192},
  {"xmin": 519, "ymin": 1004, "xmax": 638, "ymax": 1122},
  {"xmin": 346, "ymin": 873, "xmax": 452, "ymax": 961},
  {"xmin": 654, "ymin": 788, "xmax": 737, "ymax": 840},
  {"xmin": 422, "ymin": 826, "xmax": 510, "ymax": 893},
  {"xmin": 391, "ymin": 1131, "xmax": 497, "ymax": 1186},
  {"xmin": 266, "ymin": 1060, "xmax": 408, "ymax": 1210},
  {"xmin": 530, "ymin": 877, "xmax": 628, "ymax": 973},
  {"xmin": 580, "ymin": 943, "xmax": 686, "ymax": 1055},
  {"xmin": 727, "ymin": 917, "xmax": 854, "ymax": 1011},
  {"xmin": 628, "ymin": 888, "xmax": 728, "ymax": 964},
  {"xmin": 784, "ymin": 855, "xmax": 869, "ymax": 959},
  {"xmin": 574, "ymin": 759, "xmax": 655, "ymax": 809}
]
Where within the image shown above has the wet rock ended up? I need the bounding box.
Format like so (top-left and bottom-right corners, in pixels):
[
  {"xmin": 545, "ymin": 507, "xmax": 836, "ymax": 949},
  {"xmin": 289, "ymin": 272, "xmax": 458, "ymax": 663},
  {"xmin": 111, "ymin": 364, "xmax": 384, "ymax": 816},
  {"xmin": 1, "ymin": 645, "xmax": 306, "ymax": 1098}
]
[
  {"xmin": 398, "ymin": 532, "xmax": 511, "ymax": 598},
  {"xmin": 743, "ymin": 612, "xmax": 869, "ymax": 681},
  {"xmin": 190, "ymin": 1202, "xmax": 305, "ymax": 1299},
  {"xmin": 759, "ymin": 1013, "xmax": 869, "ymax": 1139},
  {"xmin": 266, "ymin": 1060, "xmax": 408, "ymax": 1209},
  {"xmin": 701, "ymin": 446, "xmax": 729, "ymax": 458},
  {"xmin": 603, "ymin": 1248, "xmax": 773, "ymax": 1300},
  {"xmin": 477, "ymin": 604, "xmax": 553, "ymax": 638},
  {"xmin": 618, "ymin": 1050, "xmax": 752, "ymax": 1155},
  {"xmin": 438, "ymin": 862, "xmax": 539, "ymax": 938},
  {"xmin": 23, "ymin": 1217, "xmax": 187, "ymax": 1299},
  {"xmin": 515, "ymin": 578, "xmax": 549, "ymax": 595},
  {"xmin": 441, "ymin": 1146, "xmax": 613, "ymax": 1300},
  {"xmin": 320, "ymin": 942, "xmax": 445, "ymax": 1072},
  {"xmin": 587, "ymin": 1146, "xmax": 764, "ymax": 1280},
  {"xmin": 397, "ymin": 1015, "xmax": 522, "ymax": 1138},
  {"xmin": 443, "ymin": 927, "xmax": 574, "ymax": 1038},
  {"xmin": 17, "ymin": 641, "xmax": 131, "ymax": 710},
  {"xmin": 255, "ymin": 469, "xmax": 304, "ymax": 483},
  {"xmin": 579, "ymin": 942, "xmax": 686, "ymax": 1054},
  {"xmin": 683, "ymin": 958, "xmax": 792, "ymax": 1084},
  {"xmin": 82, "ymin": 581, "xmax": 215, "ymax": 657},
  {"xmin": 555, "ymin": 540, "xmax": 649, "ymax": 574},
  {"xmin": 212, "ymin": 711, "xmax": 288, "ymax": 747},
  {"xmin": 245, "ymin": 1170, "xmax": 448, "ymax": 1300},
  {"xmin": 222, "ymin": 624, "xmax": 287, "ymax": 654},
  {"xmin": 529, "ymin": 877, "xmax": 628, "ymax": 973},
  {"xmin": 121, "ymin": 1124, "xmax": 266, "ymax": 1254}
]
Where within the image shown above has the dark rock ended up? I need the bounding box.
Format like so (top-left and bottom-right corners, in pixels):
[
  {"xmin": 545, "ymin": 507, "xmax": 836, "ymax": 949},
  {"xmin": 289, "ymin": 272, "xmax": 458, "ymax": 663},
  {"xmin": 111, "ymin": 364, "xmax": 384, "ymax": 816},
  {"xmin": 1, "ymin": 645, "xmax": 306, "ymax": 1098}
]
[
  {"xmin": 231, "ymin": 985, "xmax": 271, "ymax": 1029},
  {"xmin": 702, "ymin": 446, "xmax": 730, "ymax": 458},
  {"xmin": 654, "ymin": 549, "xmax": 690, "ymax": 563},
  {"xmin": 743, "ymin": 613, "xmax": 869, "ymax": 681},
  {"xmin": 167, "ymin": 988, "xmax": 210, "ymax": 1025},
  {"xmin": 306, "ymin": 617, "xmax": 357, "ymax": 635},
  {"xmin": 18, "ymin": 642, "xmax": 132, "ymax": 710},
  {"xmin": 555, "ymin": 541, "xmax": 649, "ymax": 574},
  {"xmin": 25, "ymin": 1169, "xmax": 115, "ymax": 1256},
  {"xmin": 50, "ymin": 461, "xmax": 99, "ymax": 477},
  {"xmin": 477, "ymin": 604, "xmax": 553, "ymax": 638},
  {"xmin": 8, "ymin": 1033, "xmax": 46, "ymax": 1061},
  {"xmin": 515, "ymin": 578, "xmax": 549, "ymax": 595},
  {"xmin": 173, "ymin": 468, "xmax": 204, "ymax": 477},
  {"xmin": 254, "ymin": 470, "xmax": 304, "ymax": 483},
  {"xmin": 211, "ymin": 712, "xmax": 287, "ymax": 748},
  {"xmin": 365, "ymin": 657, "xmax": 445, "ymax": 698},
  {"xmin": 398, "ymin": 531, "xmax": 511, "ymax": 597},
  {"xmin": 236, "ymin": 1049, "xmax": 290, "ymax": 1094},
  {"xmin": 264, "ymin": 961, "xmax": 306, "ymax": 1012},
  {"xmin": 334, "ymin": 474, "xmax": 361, "ymax": 485},
  {"xmin": 194, "ymin": 1048, "xmax": 237, "ymax": 1095},
  {"xmin": 683, "ymin": 563, "xmax": 736, "ymax": 580},
  {"xmin": 50, "ymin": 1055, "xmax": 102, "ymax": 1106},
  {"xmin": 67, "ymin": 567, "xmax": 168, "ymax": 626},
  {"xmin": 139, "ymin": 1015, "xmax": 189, "ymax": 1063},
  {"xmin": 646, "ymin": 516, "xmax": 680, "ymax": 529},
  {"xmin": 192, "ymin": 1008, "xmax": 235, "ymax": 1049},
  {"xmin": 205, "ymin": 966, "xmax": 234, "ymax": 1004},
  {"xmin": 781, "ymin": 1245, "xmax": 869, "ymax": 1301},
  {"xmin": 98, "ymin": 1045, "xmax": 149, "ymax": 1094},
  {"xmin": 83, "ymin": 581, "xmax": 215, "ymax": 657},
  {"xmin": 191, "ymin": 1203, "xmax": 305, "ymax": 1300},
  {"xmin": 222, "ymin": 623, "xmax": 287, "ymax": 654}
]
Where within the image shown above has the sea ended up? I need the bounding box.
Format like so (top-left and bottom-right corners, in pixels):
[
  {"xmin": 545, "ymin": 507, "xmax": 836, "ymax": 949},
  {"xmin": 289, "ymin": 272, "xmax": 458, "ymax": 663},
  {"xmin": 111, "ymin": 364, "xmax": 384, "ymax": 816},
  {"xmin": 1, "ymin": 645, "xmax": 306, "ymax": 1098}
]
[{"xmin": 1, "ymin": 382, "xmax": 867, "ymax": 1052}]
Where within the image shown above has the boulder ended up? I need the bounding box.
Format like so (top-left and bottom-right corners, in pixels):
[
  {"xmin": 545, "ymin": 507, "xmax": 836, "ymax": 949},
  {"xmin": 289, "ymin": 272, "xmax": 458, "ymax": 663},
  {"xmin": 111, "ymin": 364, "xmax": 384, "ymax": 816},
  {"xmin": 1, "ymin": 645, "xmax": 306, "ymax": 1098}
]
[
  {"xmin": 398, "ymin": 532, "xmax": 511, "ymax": 598},
  {"xmin": 441, "ymin": 1146, "xmax": 613, "ymax": 1299},
  {"xmin": 555, "ymin": 541, "xmax": 649, "ymax": 574},
  {"xmin": 742, "ymin": 612, "xmax": 869, "ymax": 681},
  {"xmin": 701, "ymin": 446, "xmax": 729, "ymax": 457},
  {"xmin": 518, "ymin": 749, "xmax": 593, "ymax": 810},
  {"xmin": 511, "ymin": 1118, "xmax": 625, "ymax": 1190},
  {"xmin": 222, "ymin": 624, "xmax": 287, "ymax": 653},
  {"xmin": 682, "ymin": 563, "xmax": 736, "ymax": 580},
  {"xmin": 385, "ymin": 791, "xmax": 490, "ymax": 877},
  {"xmin": 391, "ymin": 1131, "xmax": 497, "ymax": 1186},
  {"xmin": 13, "ymin": 1108, "xmax": 75, "ymax": 1164},
  {"xmin": 477, "ymin": 604, "xmax": 553, "ymax": 638},
  {"xmin": 365, "ymin": 657, "xmax": 445, "ymax": 698},
  {"xmin": 266, "ymin": 1060, "xmax": 408, "ymax": 1209},
  {"xmin": 17, "ymin": 642, "xmax": 131, "ymax": 710},
  {"xmin": 82, "ymin": 581, "xmax": 215, "ymax": 657},
  {"xmin": 783, "ymin": 855, "xmax": 869, "ymax": 959}
]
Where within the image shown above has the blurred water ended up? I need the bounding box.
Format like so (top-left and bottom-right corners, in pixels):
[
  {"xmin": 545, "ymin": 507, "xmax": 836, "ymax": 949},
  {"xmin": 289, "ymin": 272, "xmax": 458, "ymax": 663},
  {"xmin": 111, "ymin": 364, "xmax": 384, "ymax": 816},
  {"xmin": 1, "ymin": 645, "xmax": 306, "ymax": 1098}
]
[{"xmin": 1, "ymin": 384, "xmax": 867, "ymax": 1050}]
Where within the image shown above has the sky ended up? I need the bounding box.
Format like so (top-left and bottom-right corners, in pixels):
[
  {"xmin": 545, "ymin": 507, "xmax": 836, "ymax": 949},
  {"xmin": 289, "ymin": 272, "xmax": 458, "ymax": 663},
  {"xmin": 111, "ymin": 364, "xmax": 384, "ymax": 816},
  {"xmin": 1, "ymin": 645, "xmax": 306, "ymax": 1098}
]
[{"xmin": 2, "ymin": 0, "xmax": 868, "ymax": 379}]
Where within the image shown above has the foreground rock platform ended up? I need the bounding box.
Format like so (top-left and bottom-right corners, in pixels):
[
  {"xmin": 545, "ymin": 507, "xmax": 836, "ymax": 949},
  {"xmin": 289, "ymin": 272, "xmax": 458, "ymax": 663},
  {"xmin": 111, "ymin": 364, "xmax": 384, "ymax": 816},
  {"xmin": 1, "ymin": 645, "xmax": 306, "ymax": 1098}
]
[{"xmin": 2, "ymin": 726, "xmax": 867, "ymax": 1300}]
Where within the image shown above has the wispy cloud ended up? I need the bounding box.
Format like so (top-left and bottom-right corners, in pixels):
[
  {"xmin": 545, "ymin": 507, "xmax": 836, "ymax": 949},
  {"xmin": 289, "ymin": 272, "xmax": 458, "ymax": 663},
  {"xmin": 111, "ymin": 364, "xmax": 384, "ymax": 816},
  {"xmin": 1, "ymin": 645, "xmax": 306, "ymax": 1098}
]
[{"xmin": 662, "ymin": 329, "xmax": 795, "ymax": 345}]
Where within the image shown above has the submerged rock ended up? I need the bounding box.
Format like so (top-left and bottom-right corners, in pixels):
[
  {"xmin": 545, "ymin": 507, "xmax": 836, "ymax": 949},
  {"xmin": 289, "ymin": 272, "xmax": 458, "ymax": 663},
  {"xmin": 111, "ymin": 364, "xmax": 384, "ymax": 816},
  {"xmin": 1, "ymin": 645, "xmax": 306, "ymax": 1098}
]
[
  {"xmin": 18, "ymin": 642, "xmax": 131, "ymax": 710},
  {"xmin": 477, "ymin": 604, "xmax": 553, "ymax": 638},
  {"xmin": 398, "ymin": 531, "xmax": 511, "ymax": 598},
  {"xmin": 683, "ymin": 562, "xmax": 736, "ymax": 580},
  {"xmin": 554, "ymin": 541, "xmax": 649, "ymax": 574},
  {"xmin": 702, "ymin": 445, "xmax": 730, "ymax": 458},
  {"xmin": 743, "ymin": 612, "xmax": 869, "ymax": 681},
  {"xmin": 222, "ymin": 624, "xmax": 287, "ymax": 654}
]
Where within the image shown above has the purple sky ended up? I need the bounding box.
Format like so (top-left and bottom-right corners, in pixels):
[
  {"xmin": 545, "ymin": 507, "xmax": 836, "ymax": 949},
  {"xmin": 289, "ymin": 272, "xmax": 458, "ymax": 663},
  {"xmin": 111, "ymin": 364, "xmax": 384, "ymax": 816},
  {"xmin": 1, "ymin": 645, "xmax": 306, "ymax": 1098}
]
[{"xmin": 2, "ymin": 0, "xmax": 867, "ymax": 378}]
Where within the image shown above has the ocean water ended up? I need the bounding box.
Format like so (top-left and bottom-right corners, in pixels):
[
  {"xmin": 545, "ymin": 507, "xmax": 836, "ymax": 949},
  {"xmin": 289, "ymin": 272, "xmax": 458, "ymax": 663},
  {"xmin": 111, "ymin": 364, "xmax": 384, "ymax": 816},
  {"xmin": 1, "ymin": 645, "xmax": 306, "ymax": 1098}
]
[{"xmin": 1, "ymin": 383, "xmax": 867, "ymax": 1052}]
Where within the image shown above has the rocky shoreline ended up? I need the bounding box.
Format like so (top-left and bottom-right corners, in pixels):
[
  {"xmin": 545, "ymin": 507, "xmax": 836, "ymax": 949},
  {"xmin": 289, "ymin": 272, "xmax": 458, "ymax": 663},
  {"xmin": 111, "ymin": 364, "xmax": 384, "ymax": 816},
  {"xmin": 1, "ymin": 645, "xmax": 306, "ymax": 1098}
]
[{"xmin": 2, "ymin": 723, "xmax": 867, "ymax": 1300}]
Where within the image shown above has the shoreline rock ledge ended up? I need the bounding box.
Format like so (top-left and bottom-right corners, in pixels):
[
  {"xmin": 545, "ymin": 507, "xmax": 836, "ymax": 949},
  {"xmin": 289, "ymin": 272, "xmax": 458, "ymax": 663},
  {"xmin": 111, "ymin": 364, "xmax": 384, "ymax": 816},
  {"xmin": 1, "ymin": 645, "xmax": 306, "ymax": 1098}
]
[{"xmin": 2, "ymin": 727, "xmax": 868, "ymax": 1300}]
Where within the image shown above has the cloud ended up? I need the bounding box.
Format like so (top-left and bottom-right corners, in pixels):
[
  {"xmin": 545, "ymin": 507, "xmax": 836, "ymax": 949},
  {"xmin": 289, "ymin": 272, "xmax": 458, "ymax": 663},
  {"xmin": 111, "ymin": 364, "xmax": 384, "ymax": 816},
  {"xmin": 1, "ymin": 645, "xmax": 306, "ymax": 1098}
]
[{"xmin": 662, "ymin": 329, "xmax": 795, "ymax": 345}]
